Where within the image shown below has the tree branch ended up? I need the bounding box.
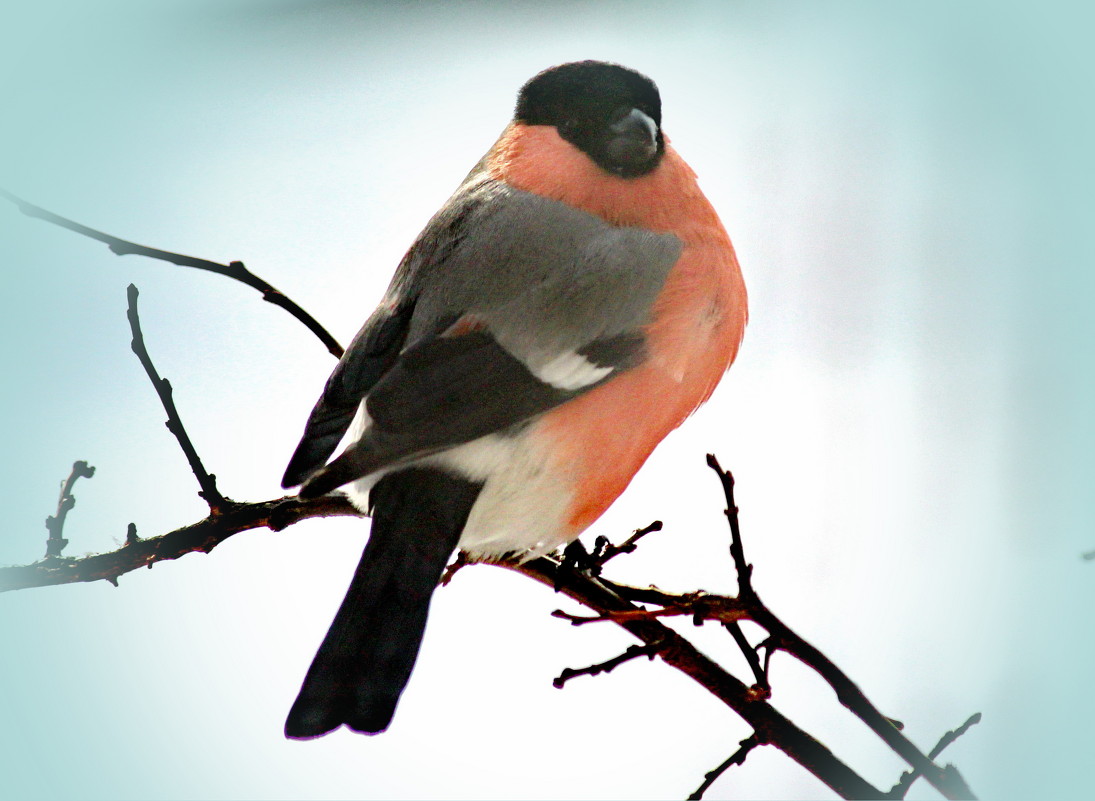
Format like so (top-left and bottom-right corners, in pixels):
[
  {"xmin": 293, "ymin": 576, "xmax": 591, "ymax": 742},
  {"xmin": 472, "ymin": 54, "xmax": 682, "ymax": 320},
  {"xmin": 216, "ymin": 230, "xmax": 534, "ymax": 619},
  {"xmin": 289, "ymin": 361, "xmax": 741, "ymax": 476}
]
[
  {"xmin": 1, "ymin": 189, "xmax": 344, "ymax": 359},
  {"xmin": 724, "ymin": 620, "xmax": 771, "ymax": 699},
  {"xmin": 127, "ymin": 283, "xmax": 225, "ymax": 512},
  {"xmin": 44, "ymin": 460, "xmax": 96, "ymax": 558},
  {"xmin": 552, "ymin": 642, "xmax": 661, "ymax": 688},
  {"xmin": 5, "ymin": 456, "xmax": 972, "ymax": 801},
  {"xmin": 589, "ymin": 520, "xmax": 663, "ymax": 574},
  {"xmin": 551, "ymin": 592, "xmax": 749, "ymax": 626},
  {"xmin": 509, "ymin": 556, "xmax": 884, "ymax": 799},
  {"xmin": 706, "ymin": 453, "xmax": 754, "ymax": 595},
  {"xmin": 4, "ymin": 477, "xmax": 885, "ymax": 797},
  {"xmin": 1, "ymin": 494, "xmax": 360, "ymax": 593},
  {"xmin": 704, "ymin": 455, "xmax": 977, "ymax": 800},
  {"xmin": 689, "ymin": 735, "xmax": 761, "ymax": 801},
  {"xmin": 886, "ymin": 713, "xmax": 983, "ymax": 799}
]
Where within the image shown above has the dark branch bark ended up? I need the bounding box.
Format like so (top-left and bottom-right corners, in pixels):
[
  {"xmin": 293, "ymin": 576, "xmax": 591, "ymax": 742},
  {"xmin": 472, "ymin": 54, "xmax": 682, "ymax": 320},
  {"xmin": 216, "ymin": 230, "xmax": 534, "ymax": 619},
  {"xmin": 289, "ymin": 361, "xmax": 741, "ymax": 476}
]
[
  {"xmin": 3, "ymin": 484, "xmax": 887, "ymax": 797},
  {"xmin": 550, "ymin": 592, "xmax": 749, "ymax": 626},
  {"xmin": 552, "ymin": 642, "xmax": 661, "ymax": 688},
  {"xmin": 127, "ymin": 284, "xmax": 225, "ymax": 511},
  {"xmin": 689, "ymin": 735, "xmax": 761, "ymax": 800},
  {"xmin": 1, "ymin": 494, "xmax": 360, "ymax": 593},
  {"xmin": 706, "ymin": 453, "xmax": 754, "ymax": 594},
  {"xmin": 1, "ymin": 189, "xmax": 344, "ymax": 359},
  {"xmin": 724, "ymin": 620, "xmax": 771, "ymax": 698},
  {"xmin": 886, "ymin": 713, "xmax": 983, "ymax": 799},
  {"xmin": 589, "ymin": 520, "xmax": 663, "ymax": 574},
  {"xmin": 512, "ymin": 557, "xmax": 884, "ymax": 800},
  {"xmin": 44, "ymin": 461, "xmax": 96, "ymax": 558},
  {"xmin": 3, "ymin": 469, "xmax": 965, "ymax": 801},
  {"xmin": 704, "ymin": 456, "xmax": 977, "ymax": 800}
]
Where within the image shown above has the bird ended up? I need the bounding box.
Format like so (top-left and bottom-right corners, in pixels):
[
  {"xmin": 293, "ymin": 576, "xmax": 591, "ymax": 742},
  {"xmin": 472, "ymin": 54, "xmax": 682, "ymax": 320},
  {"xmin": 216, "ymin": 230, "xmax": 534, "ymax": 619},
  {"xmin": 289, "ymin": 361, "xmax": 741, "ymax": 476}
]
[{"xmin": 281, "ymin": 60, "xmax": 748, "ymax": 739}]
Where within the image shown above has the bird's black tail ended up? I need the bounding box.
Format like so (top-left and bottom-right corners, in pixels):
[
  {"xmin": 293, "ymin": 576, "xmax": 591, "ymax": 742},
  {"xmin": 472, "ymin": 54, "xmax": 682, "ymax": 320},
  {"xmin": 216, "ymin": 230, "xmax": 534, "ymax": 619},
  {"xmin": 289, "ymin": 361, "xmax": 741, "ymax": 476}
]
[{"xmin": 285, "ymin": 467, "xmax": 482, "ymax": 739}]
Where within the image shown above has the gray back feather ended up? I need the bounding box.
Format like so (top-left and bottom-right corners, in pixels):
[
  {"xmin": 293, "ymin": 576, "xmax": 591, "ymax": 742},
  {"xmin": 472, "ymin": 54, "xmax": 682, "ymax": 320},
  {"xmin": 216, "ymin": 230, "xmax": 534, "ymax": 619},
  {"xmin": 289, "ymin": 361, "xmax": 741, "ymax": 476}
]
[{"xmin": 394, "ymin": 172, "xmax": 682, "ymax": 370}]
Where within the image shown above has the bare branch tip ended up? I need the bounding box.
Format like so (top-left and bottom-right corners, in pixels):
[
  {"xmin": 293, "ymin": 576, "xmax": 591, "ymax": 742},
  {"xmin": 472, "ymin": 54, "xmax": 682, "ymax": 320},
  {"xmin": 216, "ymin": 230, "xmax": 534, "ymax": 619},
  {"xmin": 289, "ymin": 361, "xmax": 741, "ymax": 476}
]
[
  {"xmin": 73, "ymin": 460, "xmax": 96, "ymax": 479},
  {"xmin": 885, "ymin": 712, "xmax": 983, "ymax": 798},
  {"xmin": 552, "ymin": 643, "xmax": 662, "ymax": 689},
  {"xmin": 43, "ymin": 459, "xmax": 99, "ymax": 558},
  {"xmin": 689, "ymin": 735, "xmax": 761, "ymax": 800},
  {"xmin": 124, "ymin": 283, "xmax": 225, "ymax": 509}
]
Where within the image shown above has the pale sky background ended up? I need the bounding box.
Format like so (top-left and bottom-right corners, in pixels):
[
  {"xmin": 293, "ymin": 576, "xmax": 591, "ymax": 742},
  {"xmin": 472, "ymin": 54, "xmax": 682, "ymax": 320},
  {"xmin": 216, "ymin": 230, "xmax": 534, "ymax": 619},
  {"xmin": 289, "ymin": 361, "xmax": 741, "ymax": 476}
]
[{"xmin": 2, "ymin": 2, "xmax": 1093, "ymax": 799}]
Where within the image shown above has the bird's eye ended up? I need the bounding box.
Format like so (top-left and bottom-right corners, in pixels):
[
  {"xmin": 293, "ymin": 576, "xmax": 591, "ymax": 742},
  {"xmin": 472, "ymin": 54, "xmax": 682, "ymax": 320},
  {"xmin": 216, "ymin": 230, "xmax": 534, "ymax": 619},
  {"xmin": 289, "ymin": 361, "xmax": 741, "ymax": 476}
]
[{"xmin": 558, "ymin": 119, "xmax": 579, "ymax": 136}]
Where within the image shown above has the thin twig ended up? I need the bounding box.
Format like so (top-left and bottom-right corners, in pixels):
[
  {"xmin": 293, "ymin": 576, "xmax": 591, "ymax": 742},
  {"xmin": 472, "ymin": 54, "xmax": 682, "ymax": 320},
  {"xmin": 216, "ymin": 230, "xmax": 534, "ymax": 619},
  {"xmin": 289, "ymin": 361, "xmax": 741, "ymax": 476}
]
[
  {"xmin": 885, "ymin": 713, "xmax": 982, "ymax": 799},
  {"xmin": 596, "ymin": 580, "xmax": 698, "ymax": 607},
  {"xmin": 127, "ymin": 284, "xmax": 226, "ymax": 512},
  {"xmin": 724, "ymin": 621, "xmax": 770, "ymax": 699},
  {"xmin": 706, "ymin": 453, "xmax": 753, "ymax": 593},
  {"xmin": 553, "ymin": 642, "xmax": 661, "ymax": 688},
  {"xmin": 44, "ymin": 461, "xmax": 96, "ymax": 558},
  {"xmin": 5, "ymin": 494, "xmax": 883, "ymax": 797},
  {"xmin": 1, "ymin": 494, "xmax": 360, "ymax": 593},
  {"xmin": 511, "ymin": 556, "xmax": 883, "ymax": 799},
  {"xmin": 689, "ymin": 735, "xmax": 761, "ymax": 800},
  {"xmin": 551, "ymin": 607, "xmax": 687, "ymax": 625},
  {"xmin": 705, "ymin": 455, "xmax": 976, "ymax": 800},
  {"xmin": 1, "ymin": 188, "xmax": 344, "ymax": 359},
  {"xmin": 551, "ymin": 593, "xmax": 748, "ymax": 626},
  {"xmin": 589, "ymin": 520, "xmax": 663, "ymax": 574}
]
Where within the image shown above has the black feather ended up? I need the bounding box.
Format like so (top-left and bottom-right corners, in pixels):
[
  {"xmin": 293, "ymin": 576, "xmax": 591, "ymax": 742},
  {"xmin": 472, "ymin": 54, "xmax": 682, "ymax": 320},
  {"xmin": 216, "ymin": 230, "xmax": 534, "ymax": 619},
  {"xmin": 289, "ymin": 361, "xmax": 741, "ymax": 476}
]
[
  {"xmin": 282, "ymin": 303, "xmax": 414, "ymax": 488},
  {"xmin": 284, "ymin": 468, "xmax": 482, "ymax": 738},
  {"xmin": 295, "ymin": 330, "xmax": 602, "ymax": 499}
]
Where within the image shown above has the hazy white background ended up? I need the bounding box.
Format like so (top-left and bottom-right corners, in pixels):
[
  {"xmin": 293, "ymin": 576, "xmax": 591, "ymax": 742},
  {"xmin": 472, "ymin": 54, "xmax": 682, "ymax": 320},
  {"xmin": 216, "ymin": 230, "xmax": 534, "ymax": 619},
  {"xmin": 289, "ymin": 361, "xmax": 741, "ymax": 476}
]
[{"xmin": 2, "ymin": 2, "xmax": 1093, "ymax": 799}]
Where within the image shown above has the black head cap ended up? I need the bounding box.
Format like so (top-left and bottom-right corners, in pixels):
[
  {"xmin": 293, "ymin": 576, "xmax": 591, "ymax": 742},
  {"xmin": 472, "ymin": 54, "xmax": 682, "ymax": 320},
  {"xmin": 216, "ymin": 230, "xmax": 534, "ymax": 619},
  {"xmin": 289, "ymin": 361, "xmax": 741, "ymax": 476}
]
[{"xmin": 515, "ymin": 61, "xmax": 664, "ymax": 179}]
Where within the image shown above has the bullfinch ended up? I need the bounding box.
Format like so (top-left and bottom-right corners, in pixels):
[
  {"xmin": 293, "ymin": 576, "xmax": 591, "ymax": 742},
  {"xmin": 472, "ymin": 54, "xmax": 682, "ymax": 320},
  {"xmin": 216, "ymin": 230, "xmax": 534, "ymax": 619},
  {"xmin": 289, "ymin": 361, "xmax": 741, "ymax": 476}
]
[{"xmin": 281, "ymin": 60, "xmax": 748, "ymax": 739}]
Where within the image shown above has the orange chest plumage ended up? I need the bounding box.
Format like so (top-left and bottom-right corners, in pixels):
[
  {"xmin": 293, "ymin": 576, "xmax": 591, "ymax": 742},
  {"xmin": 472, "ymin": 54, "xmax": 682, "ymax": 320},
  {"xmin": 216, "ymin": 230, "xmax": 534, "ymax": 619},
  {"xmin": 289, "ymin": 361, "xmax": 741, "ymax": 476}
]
[{"xmin": 486, "ymin": 123, "xmax": 748, "ymax": 530}]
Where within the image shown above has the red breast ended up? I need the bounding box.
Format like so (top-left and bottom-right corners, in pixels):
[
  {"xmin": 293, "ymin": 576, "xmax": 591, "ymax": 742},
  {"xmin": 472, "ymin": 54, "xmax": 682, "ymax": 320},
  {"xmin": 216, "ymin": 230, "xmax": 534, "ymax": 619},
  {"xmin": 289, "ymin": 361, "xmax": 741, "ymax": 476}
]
[{"xmin": 486, "ymin": 123, "xmax": 748, "ymax": 531}]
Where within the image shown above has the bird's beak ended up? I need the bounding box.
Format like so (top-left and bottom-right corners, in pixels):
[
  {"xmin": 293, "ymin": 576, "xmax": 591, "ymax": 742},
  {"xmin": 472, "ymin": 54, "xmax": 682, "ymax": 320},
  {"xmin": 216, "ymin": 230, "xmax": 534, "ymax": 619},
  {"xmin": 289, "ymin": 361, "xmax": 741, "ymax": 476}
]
[{"xmin": 606, "ymin": 107, "xmax": 659, "ymax": 165}]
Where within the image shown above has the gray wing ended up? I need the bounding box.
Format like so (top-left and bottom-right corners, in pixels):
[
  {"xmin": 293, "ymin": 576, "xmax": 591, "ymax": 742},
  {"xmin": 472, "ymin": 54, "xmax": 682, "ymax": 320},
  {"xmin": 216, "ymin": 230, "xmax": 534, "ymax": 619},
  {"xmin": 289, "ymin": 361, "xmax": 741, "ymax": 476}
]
[
  {"xmin": 401, "ymin": 175, "xmax": 681, "ymax": 372},
  {"xmin": 284, "ymin": 171, "xmax": 681, "ymax": 496}
]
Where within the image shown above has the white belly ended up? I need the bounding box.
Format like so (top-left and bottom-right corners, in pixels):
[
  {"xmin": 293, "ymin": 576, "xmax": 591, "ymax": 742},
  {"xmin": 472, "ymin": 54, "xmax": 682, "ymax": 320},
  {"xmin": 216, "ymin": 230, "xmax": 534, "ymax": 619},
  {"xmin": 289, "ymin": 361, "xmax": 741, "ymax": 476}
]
[
  {"xmin": 429, "ymin": 429, "xmax": 577, "ymax": 559},
  {"xmin": 341, "ymin": 406, "xmax": 576, "ymax": 560}
]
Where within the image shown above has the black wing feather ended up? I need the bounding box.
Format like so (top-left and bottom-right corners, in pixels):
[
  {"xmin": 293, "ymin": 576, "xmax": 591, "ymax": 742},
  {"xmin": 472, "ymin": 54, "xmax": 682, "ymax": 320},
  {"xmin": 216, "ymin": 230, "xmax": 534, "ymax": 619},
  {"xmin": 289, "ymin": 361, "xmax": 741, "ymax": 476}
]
[
  {"xmin": 297, "ymin": 331, "xmax": 586, "ymax": 499},
  {"xmin": 281, "ymin": 303, "xmax": 414, "ymax": 488}
]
